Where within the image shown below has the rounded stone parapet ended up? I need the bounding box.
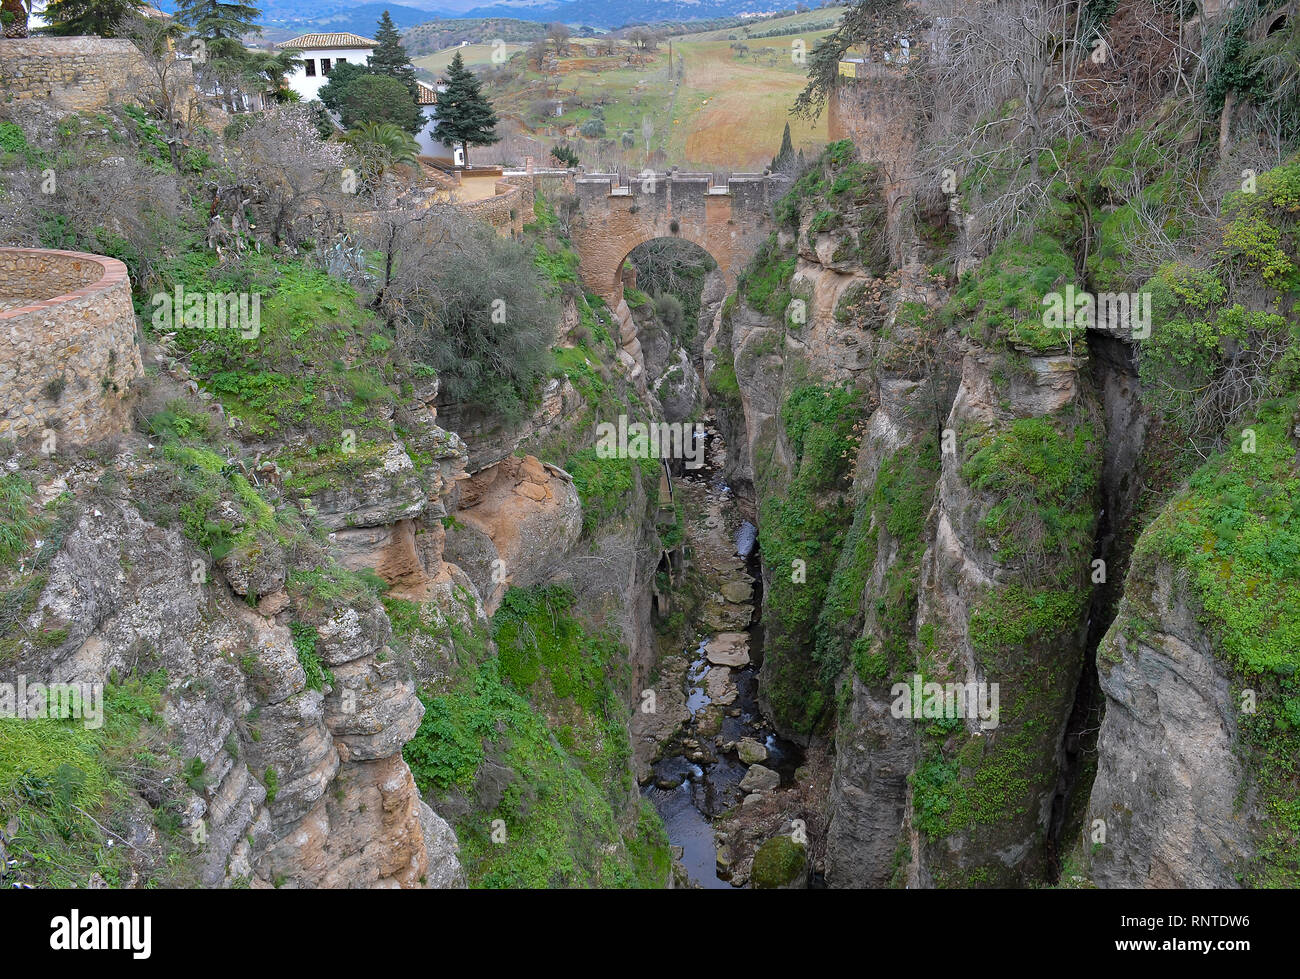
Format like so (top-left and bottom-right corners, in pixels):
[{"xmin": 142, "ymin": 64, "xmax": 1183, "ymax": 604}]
[{"xmin": 0, "ymin": 248, "xmax": 143, "ymax": 447}]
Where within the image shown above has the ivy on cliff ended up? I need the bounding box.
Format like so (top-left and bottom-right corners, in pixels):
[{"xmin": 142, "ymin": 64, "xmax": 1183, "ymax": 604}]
[
  {"xmin": 1135, "ymin": 396, "xmax": 1300, "ymax": 885},
  {"xmin": 759, "ymin": 382, "xmax": 866, "ymax": 735},
  {"xmin": 401, "ymin": 584, "xmax": 669, "ymax": 888}
]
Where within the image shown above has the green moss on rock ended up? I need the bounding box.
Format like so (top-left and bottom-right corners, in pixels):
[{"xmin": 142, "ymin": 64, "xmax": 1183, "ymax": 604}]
[{"xmin": 751, "ymin": 835, "xmax": 807, "ymax": 889}]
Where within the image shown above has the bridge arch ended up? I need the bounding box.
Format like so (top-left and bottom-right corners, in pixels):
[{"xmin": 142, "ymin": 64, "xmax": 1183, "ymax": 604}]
[
  {"xmin": 569, "ymin": 170, "xmax": 785, "ymax": 306},
  {"xmin": 618, "ymin": 236, "xmax": 718, "ymax": 302}
]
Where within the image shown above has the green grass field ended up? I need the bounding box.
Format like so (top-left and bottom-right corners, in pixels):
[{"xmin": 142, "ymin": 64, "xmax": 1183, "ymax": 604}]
[
  {"xmin": 467, "ymin": 11, "xmax": 844, "ymax": 170},
  {"xmin": 415, "ymin": 42, "xmax": 527, "ymax": 75}
]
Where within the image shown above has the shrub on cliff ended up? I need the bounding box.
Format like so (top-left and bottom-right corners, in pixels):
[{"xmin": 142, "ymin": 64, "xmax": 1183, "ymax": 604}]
[
  {"xmin": 1135, "ymin": 159, "xmax": 1300, "ymax": 458},
  {"xmin": 382, "ymin": 217, "xmax": 556, "ymax": 421},
  {"xmin": 401, "ymin": 586, "xmax": 667, "ymax": 888},
  {"xmin": 1129, "ymin": 394, "xmax": 1300, "ymax": 885}
]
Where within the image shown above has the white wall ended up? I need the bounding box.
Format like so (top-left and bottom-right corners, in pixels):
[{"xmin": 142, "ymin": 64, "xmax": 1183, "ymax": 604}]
[
  {"xmin": 417, "ymin": 105, "xmax": 462, "ymax": 164},
  {"xmin": 284, "ymin": 47, "xmax": 374, "ymax": 102}
]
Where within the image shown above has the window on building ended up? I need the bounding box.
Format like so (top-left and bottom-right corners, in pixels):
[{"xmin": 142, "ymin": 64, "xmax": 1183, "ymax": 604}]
[
  {"xmin": 321, "ymin": 58, "xmax": 332, "ymax": 74},
  {"xmin": 304, "ymin": 59, "xmax": 316, "ymax": 76},
  {"xmin": 337, "ymin": 57, "xmax": 347, "ymax": 64}
]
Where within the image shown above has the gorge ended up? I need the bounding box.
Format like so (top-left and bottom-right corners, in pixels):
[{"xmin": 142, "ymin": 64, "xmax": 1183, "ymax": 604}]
[{"xmin": 0, "ymin": 0, "xmax": 1297, "ymax": 893}]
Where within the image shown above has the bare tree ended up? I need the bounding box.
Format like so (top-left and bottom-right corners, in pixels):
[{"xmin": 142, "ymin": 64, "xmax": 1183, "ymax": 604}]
[
  {"xmin": 0, "ymin": 152, "xmax": 183, "ymax": 291},
  {"xmin": 627, "ymin": 28, "xmax": 660, "ymax": 52},
  {"xmin": 369, "ymin": 207, "xmax": 558, "ymax": 417},
  {"xmin": 527, "ymin": 38, "xmax": 549, "ymax": 71},
  {"xmin": 547, "ymin": 22, "xmax": 571, "ymax": 57},
  {"xmin": 120, "ymin": 12, "xmax": 192, "ymax": 170},
  {"xmin": 629, "ymin": 238, "xmax": 716, "ymax": 302},
  {"xmin": 226, "ymin": 105, "xmax": 348, "ymax": 249},
  {"xmin": 916, "ymin": 0, "xmax": 1088, "ymax": 253},
  {"xmin": 359, "ymin": 202, "xmax": 457, "ymax": 327}
]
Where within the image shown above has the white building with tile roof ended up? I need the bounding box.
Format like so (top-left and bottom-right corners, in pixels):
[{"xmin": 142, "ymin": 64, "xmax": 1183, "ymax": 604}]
[
  {"xmin": 275, "ymin": 33, "xmax": 376, "ymax": 102},
  {"xmin": 415, "ymin": 78, "xmax": 462, "ymax": 165}
]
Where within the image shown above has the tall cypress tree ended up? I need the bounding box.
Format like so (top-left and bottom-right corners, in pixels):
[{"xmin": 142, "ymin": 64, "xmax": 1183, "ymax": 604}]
[
  {"xmin": 369, "ymin": 10, "xmax": 419, "ymax": 99},
  {"xmin": 432, "ymin": 52, "xmax": 500, "ymax": 167},
  {"xmin": 772, "ymin": 121, "xmax": 794, "ymax": 169}
]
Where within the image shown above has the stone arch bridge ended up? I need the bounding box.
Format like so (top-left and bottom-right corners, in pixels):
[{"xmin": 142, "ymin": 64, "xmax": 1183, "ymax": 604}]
[{"xmin": 569, "ymin": 170, "xmax": 787, "ymax": 306}]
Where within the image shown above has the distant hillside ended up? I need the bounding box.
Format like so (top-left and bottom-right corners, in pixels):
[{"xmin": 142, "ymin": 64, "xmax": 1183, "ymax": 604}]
[
  {"xmin": 153, "ymin": 0, "xmax": 445, "ymax": 41},
  {"xmin": 301, "ymin": 3, "xmax": 437, "ymax": 35},
  {"xmin": 156, "ymin": 0, "xmax": 840, "ymax": 40},
  {"xmin": 457, "ymin": 1, "xmax": 832, "ymax": 31},
  {"xmin": 669, "ymin": 5, "xmax": 844, "ymax": 40},
  {"xmin": 402, "ymin": 17, "xmax": 549, "ymax": 56}
]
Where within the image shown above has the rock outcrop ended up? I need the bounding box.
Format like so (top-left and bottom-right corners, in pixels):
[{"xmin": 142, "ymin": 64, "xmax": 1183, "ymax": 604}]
[{"xmin": 443, "ymin": 454, "xmax": 583, "ymax": 615}]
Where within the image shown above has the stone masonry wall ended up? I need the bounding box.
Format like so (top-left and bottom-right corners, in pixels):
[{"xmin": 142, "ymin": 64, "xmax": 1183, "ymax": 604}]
[
  {"xmin": 570, "ymin": 171, "xmax": 783, "ymax": 306},
  {"xmin": 827, "ymin": 71, "xmax": 920, "ymax": 266},
  {"xmin": 0, "ymin": 37, "xmax": 176, "ymax": 114},
  {"xmin": 462, "ymin": 174, "xmax": 536, "ymax": 237},
  {"xmin": 0, "ymin": 248, "xmax": 143, "ymax": 446}
]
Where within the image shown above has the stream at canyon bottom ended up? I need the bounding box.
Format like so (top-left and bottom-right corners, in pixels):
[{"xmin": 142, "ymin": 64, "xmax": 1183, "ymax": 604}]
[{"xmin": 640, "ymin": 424, "xmax": 804, "ymax": 888}]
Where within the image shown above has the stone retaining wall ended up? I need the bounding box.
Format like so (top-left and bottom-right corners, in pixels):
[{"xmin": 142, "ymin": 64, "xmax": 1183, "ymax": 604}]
[
  {"xmin": 827, "ymin": 75, "xmax": 920, "ymax": 266},
  {"xmin": 461, "ymin": 174, "xmax": 534, "ymax": 237},
  {"xmin": 0, "ymin": 37, "xmax": 182, "ymax": 114},
  {"xmin": 0, "ymin": 248, "xmax": 143, "ymax": 446}
]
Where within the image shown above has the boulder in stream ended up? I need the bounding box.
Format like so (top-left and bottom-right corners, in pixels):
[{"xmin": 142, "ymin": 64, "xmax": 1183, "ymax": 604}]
[
  {"xmin": 705, "ymin": 632, "xmax": 750, "ymax": 667},
  {"xmin": 739, "ymin": 763, "xmax": 780, "ymax": 793},
  {"xmin": 736, "ymin": 737, "xmax": 768, "ymax": 765},
  {"xmin": 705, "ymin": 665, "xmax": 738, "ymax": 706},
  {"xmin": 720, "ymin": 579, "xmax": 754, "ymax": 604}
]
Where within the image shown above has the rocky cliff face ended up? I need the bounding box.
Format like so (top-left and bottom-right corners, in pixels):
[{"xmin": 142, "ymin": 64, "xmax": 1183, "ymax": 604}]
[
  {"xmin": 705, "ymin": 113, "xmax": 1300, "ymax": 887},
  {"xmin": 1085, "ymin": 559, "xmax": 1255, "ymax": 888},
  {"xmin": 707, "ymin": 139, "xmax": 1138, "ymax": 887},
  {"xmin": 907, "ymin": 339, "xmax": 1101, "ymax": 887},
  {"xmin": 1081, "ymin": 390, "xmax": 1300, "ymax": 888},
  {"xmin": 6, "ymin": 380, "xmax": 470, "ymax": 888}
]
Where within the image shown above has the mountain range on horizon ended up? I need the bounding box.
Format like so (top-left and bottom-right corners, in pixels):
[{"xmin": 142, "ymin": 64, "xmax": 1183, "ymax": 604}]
[{"xmin": 149, "ymin": 0, "xmax": 801, "ymax": 36}]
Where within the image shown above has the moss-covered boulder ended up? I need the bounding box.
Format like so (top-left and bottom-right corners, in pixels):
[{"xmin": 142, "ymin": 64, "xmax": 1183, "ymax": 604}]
[{"xmin": 751, "ymin": 835, "xmax": 808, "ymax": 889}]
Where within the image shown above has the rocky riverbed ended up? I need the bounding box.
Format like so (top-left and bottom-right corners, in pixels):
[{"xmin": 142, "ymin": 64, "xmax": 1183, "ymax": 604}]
[{"xmin": 634, "ymin": 422, "xmax": 831, "ymax": 888}]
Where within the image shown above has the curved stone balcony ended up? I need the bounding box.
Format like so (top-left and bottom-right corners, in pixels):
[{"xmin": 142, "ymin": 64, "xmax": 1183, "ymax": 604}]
[{"xmin": 0, "ymin": 247, "xmax": 142, "ymax": 446}]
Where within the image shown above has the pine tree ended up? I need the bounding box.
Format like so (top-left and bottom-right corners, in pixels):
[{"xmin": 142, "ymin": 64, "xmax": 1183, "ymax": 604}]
[
  {"xmin": 43, "ymin": 0, "xmax": 146, "ymax": 37},
  {"xmin": 174, "ymin": 0, "xmax": 262, "ymax": 60},
  {"xmin": 432, "ymin": 52, "xmax": 500, "ymax": 167},
  {"xmin": 369, "ymin": 10, "xmax": 419, "ymax": 99}
]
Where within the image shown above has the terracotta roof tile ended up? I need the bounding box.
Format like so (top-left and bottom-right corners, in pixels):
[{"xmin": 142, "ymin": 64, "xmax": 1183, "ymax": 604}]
[{"xmin": 276, "ymin": 33, "xmax": 377, "ymax": 50}]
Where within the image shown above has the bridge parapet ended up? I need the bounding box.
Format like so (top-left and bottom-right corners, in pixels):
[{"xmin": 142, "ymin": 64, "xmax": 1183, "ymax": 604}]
[
  {"xmin": 569, "ymin": 169, "xmax": 787, "ymax": 305},
  {"xmin": 575, "ymin": 171, "xmax": 776, "ymax": 198}
]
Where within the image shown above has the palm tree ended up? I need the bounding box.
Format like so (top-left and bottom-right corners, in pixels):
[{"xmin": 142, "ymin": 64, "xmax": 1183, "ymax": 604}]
[
  {"xmin": 1, "ymin": 0, "xmax": 29, "ymax": 38},
  {"xmin": 253, "ymin": 49, "xmax": 305, "ymax": 101},
  {"xmin": 344, "ymin": 121, "xmax": 420, "ymax": 163},
  {"xmin": 343, "ymin": 121, "xmax": 421, "ymax": 190}
]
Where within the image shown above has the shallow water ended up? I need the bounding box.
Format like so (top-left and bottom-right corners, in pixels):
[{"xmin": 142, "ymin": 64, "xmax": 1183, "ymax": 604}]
[{"xmin": 643, "ymin": 429, "xmax": 803, "ymax": 888}]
